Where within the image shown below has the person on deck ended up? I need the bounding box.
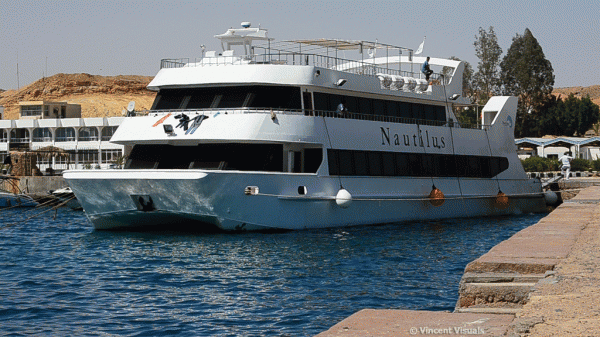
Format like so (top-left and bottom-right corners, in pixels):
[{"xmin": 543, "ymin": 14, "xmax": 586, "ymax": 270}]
[
  {"xmin": 336, "ymin": 99, "xmax": 348, "ymax": 115},
  {"xmin": 559, "ymin": 151, "xmax": 574, "ymax": 181},
  {"xmin": 422, "ymin": 56, "xmax": 433, "ymax": 81}
]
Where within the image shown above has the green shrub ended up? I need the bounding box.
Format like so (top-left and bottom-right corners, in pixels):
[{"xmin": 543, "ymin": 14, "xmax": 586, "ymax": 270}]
[
  {"xmin": 521, "ymin": 157, "xmax": 554, "ymax": 172},
  {"xmin": 546, "ymin": 159, "xmax": 560, "ymax": 171},
  {"xmin": 592, "ymin": 159, "xmax": 600, "ymax": 171},
  {"xmin": 570, "ymin": 158, "xmax": 591, "ymax": 172}
]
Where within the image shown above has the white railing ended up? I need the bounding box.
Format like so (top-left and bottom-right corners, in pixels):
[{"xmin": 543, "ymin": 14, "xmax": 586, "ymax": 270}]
[
  {"xmin": 56, "ymin": 137, "xmax": 76, "ymax": 142},
  {"xmin": 133, "ymin": 107, "xmax": 486, "ymax": 130},
  {"xmin": 160, "ymin": 51, "xmax": 443, "ymax": 82},
  {"xmin": 33, "ymin": 137, "xmax": 53, "ymax": 142},
  {"xmin": 78, "ymin": 137, "xmax": 100, "ymax": 141}
]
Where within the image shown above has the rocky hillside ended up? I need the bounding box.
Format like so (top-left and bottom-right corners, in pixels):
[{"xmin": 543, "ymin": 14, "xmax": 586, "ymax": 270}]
[
  {"xmin": 0, "ymin": 73, "xmax": 156, "ymax": 120},
  {"xmin": 552, "ymin": 85, "xmax": 600, "ymax": 106}
]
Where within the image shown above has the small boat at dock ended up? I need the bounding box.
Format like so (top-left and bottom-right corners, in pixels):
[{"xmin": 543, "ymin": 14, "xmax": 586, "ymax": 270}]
[
  {"xmin": 0, "ymin": 191, "xmax": 38, "ymax": 208},
  {"xmin": 50, "ymin": 187, "xmax": 82, "ymax": 210},
  {"xmin": 1, "ymin": 175, "xmax": 38, "ymax": 208}
]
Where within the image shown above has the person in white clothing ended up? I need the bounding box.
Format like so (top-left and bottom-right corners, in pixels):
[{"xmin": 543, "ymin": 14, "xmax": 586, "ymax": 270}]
[{"xmin": 558, "ymin": 152, "xmax": 574, "ymax": 180}]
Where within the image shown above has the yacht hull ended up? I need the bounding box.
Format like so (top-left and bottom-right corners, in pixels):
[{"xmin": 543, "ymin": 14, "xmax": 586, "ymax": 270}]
[{"xmin": 64, "ymin": 170, "xmax": 546, "ymax": 231}]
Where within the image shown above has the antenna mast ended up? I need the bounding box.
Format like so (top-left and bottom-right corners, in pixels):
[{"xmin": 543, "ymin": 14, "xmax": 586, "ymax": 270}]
[{"xmin": 16, "ymin": 51, "xmax": 20, "ymax": 89}]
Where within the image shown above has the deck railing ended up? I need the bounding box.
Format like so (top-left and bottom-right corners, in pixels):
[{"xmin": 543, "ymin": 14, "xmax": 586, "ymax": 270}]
[
  {"xmin": 136, "ymin": 107, "xmax": 486, "ymax": 130},
  {"xmin": 160, "ymin": 51, "xmax": 444, "ymax": 83}
]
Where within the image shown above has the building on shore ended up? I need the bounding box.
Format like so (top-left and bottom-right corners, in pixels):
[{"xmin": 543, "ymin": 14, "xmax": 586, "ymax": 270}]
[
  {"xmin": 1, "ymin": 101, "xmax": 124, "ymax": 173},
  {"xmin": 18, "ymin": 100, "xmax": 82, "ymax": 119},
  {"xmin": 516, "ymin": 137, "xmax": 600, "ymax": 160}
]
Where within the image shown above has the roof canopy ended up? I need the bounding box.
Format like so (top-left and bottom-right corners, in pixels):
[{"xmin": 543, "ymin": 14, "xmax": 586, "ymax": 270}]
[
  {"xmin": 289, "ymin": 39, "xmax": 406, "ymax": 52},
  {"xmin": 516, "ymin": 136, "xmax": 600, "ymax": 148},
  {"xmin": 31, "ymin": 146, "xmax": 70, "ymax": 159}
]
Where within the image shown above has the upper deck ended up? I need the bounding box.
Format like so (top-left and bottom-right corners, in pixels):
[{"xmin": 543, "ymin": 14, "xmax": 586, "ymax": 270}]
[{"xmin": 149, "ymin": 23, "xmax": 467, "ymax": 104}]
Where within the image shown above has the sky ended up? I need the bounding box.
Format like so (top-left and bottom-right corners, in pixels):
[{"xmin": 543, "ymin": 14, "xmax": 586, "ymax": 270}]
[{"xmin": 1, "ymin": 0, "xmax": 598, "ymax": 91}]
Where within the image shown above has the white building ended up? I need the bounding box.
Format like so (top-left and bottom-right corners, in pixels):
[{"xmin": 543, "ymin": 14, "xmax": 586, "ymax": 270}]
[
  {"xmin": 516, "ymin": 137, "xmax": 600, "ymax": 160},
  {"xmin": 0, "ymin": 117, "xmax": 125, "ymax": 172}
]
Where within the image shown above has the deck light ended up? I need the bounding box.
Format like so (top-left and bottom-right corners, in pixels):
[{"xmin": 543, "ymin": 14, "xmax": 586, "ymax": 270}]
[
  {"xmin": 335, "ymin": 79, "xmax": 347, "ymax": 87},
  {"xmin": 449, "ymin": 94, "xmax": 460, "ymax": 100}
]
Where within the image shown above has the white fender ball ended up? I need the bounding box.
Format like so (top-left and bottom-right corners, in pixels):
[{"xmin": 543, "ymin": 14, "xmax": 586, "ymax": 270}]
[{"xmin": 336, "ymin": 189, "xmax": 352, "ymax": 208}]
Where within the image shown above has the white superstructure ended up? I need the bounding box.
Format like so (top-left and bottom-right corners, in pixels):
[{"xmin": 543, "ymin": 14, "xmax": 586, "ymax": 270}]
[{"xmin": 64, "ymin": 23, "xmax": 546, "ymax": 231}]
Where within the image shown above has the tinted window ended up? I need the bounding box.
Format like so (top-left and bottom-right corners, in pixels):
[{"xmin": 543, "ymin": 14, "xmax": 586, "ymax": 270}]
[
  {"xmin": 359, "ymin": 98, "xmax": 373, "ymax": 115},
  {"xmin": 304, "ymin": 148, "xmax": 323, "ymax": 173},
  {"xmin": 308, "ymin": 92, "xmax": 447, "ymax": 124},
  {"xmin": 250, "ymin": 86, "xmax": 301, "ymax": 109},
  {"xmin": 153, "ymin": 86, "xmax": 301, "ymax": 111},
  {"xmin": 373, "ymin": 100, "xmax": 387, "ymax": 116},
  {"xmin": 395, "ymin": 153, "xmax": 409, "ymax": 176},
  {"xmin": 382, "ymin": 152, "xmax": 396, "ymax": 176},
  {"xmin": 386, "ymin": 101, "xmax": 399, "ymax": 118},
  {"xmin": 187, "ymin": 88, "xmax": 217, "ymax": 109},
  {"xmin": 313, "ymin": 92, "xmax": 329, "ymax": 111},
  {"xmin": 354, "ymin": 151, "xmax": 369, "ymax": 176},
  {"xmin": 413, "ymin": 104, "xmax": 424, "ymax": 121},
  {"xmin": 399, "ymin": 102, "xmax": 411, "ymax": 119},
  {"xmin": 368, "ymin": 151, "xmax": 383, "ymax": 175},
  {"xmin": 436, "ymin": 105, "xmax": 446, "ymax": 122},
  {"xmin": 338, "ymin": 150, "xmax": 355, "ymax": 175},
  {"xmin": 329, "ymin": 94, "xmax": 343, "ymax": 112},
  {"xmin": 218, "ymin": 88, "xmax": 247, "ymax": 108},
  {"xmin": 345, "ymin": 96, "xmax": 359, "ymax": 114},
  {"xmin": 327, "ymin": 149, "xmax": 509, "ymax": 178},
  {"xmin": 154, "ymin": 89, "xmax": 187, "ymax": 110},
  {"xmin": 127, "ymin": 143, "xmax": 284, "ymax": 172},
  {"xmin": 424, "ymin": 104, "xmax": 435, "ymax": 121}
]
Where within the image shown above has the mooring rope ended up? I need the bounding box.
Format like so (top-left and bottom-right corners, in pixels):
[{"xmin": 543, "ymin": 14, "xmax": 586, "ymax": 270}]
[
  {"xmin": 0, "ymin": 194, "xmax": 38, "ymax": 212},
  {"xmin": 440, "ymin": 75, "xmax": 468, "ymax": 217}
]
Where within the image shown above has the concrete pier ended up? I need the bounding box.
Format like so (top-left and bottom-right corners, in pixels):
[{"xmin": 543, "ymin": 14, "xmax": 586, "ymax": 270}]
[{"xmin": 317, "ymin": 185, "xmax": 600, "ymax": 336}]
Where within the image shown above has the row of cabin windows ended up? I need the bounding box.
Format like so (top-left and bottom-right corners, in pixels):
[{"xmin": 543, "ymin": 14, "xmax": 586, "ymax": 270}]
[
  {"xmin": 153, "ymin": 86, "xmax": 301, "ymax": 111},
  {"xmin": 153, "ymin": 86, "xmax": 446, "ymax": 123},
  {"xmin": 126, "ymin": 144, "xmax": 323, "ymax": 173},
  {"xmin": 327, "ymin": 149, "xmax": 509, "ymax": 178},
  {"xmin": 313, "ymin": 92, "xmax": 446, "ymax": 122}
]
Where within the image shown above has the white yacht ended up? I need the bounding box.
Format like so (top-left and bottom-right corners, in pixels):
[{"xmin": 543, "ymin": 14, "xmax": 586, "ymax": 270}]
[{"xmin": 63, "ymin": 23, "xmax": 547, "ymax": 231}]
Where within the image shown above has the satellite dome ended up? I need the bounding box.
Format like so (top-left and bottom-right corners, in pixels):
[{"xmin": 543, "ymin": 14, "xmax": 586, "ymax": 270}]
[{"xmin": 241, "ymin": 22, "xmax": 251, "ymax": 28}]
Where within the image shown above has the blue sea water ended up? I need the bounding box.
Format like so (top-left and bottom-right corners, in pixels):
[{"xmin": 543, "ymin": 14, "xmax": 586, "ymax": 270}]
[{"xmin": 0, "ymin": 207, "xmax": 545, "ymax": 337}]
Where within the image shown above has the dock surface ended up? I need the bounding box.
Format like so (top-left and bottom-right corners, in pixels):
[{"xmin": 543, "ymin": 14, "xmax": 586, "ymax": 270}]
[{"xmin": 317, "ymin": 185, "xmax": 600, "ymax": 336}]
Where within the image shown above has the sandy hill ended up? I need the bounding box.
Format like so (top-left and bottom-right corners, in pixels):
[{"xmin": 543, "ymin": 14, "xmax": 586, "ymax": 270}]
[
  {"xmin": 0, "ymin": 73, "xmax": 156, "ymax": 120},
  {"xmin": 552, "ymin": 85, "xmax": 600, "ymax": 107}
]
